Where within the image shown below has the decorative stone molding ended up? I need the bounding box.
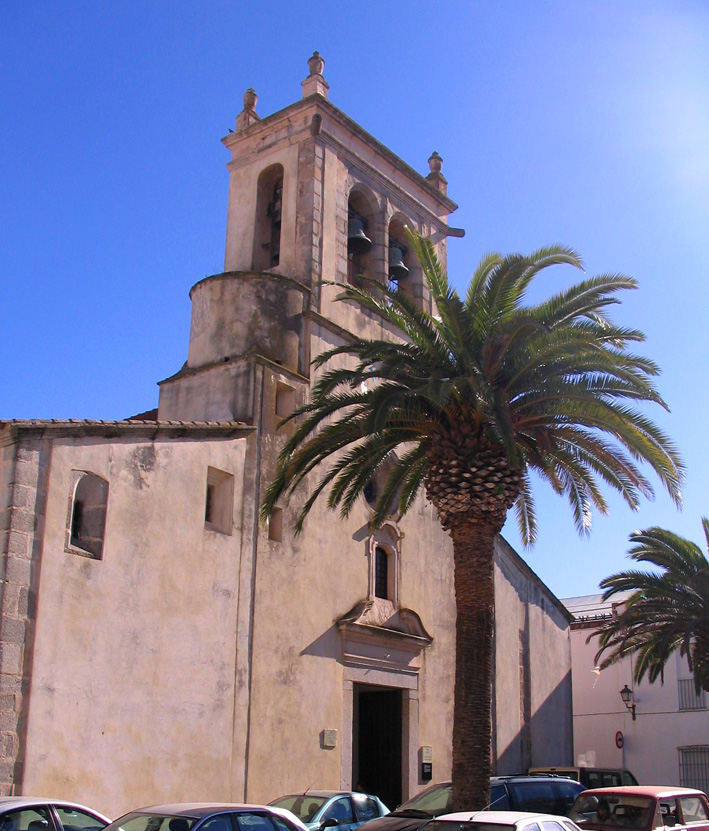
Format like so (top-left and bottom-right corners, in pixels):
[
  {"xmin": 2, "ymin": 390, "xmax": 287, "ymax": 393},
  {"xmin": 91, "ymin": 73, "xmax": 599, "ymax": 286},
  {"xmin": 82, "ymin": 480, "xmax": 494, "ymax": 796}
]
[{"xmin": 337, "ymin": 599, "xmax": 432, "ymax": 675}]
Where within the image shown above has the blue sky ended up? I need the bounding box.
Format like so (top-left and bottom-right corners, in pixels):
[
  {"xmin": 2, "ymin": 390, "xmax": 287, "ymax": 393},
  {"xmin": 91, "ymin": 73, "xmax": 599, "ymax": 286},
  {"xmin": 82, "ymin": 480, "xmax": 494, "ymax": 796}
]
[{"xmin": 2, "ymin": 1, "xmax": 708, "ymax": 599}]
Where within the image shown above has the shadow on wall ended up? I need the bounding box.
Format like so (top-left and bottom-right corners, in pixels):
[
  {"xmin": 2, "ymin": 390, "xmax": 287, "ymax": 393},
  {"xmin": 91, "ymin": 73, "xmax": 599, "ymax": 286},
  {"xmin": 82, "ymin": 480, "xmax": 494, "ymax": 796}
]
[
  {"xmin": 496, "ymin": 669, "xmax": 574, "ymax": 774},
  {"xmin": 300, "ymin": 624, "xmax": 341, "ymax": 659}
]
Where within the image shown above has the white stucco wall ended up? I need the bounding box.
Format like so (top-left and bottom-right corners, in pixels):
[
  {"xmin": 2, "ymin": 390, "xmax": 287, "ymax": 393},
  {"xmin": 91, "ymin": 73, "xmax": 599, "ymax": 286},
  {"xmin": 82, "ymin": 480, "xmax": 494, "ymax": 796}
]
[
  {"xmin": 21, "ymin": 435, "xmax": 248, "ymax": 817},
  {"xmin": 569, "ymin": 601, "xmax": 709, "ymax": 786}
]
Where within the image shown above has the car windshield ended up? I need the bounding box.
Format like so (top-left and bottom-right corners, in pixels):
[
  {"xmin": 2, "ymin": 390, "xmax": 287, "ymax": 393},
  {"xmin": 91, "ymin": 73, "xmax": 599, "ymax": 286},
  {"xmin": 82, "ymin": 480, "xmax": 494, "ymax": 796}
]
[
  {"xmin": 570, "ymin": 794, "xmax": 655, "ymax": 830},
  {"xmin": 396, "ymin": 784, "xmax": 452, "ymax": 816},
  {"xmin": 106, "ymin": 815, "xmax": 198, "ymax": 831},
  {"xmin": 269, "ymin": 798, "xmax": 329, "ymax": 823}
]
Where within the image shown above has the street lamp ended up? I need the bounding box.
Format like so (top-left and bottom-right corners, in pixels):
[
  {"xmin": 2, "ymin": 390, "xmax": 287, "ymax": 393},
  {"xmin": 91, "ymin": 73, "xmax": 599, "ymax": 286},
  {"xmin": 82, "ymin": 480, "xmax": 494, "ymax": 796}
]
[{"xmin": 620, "ymin": 684, "xmax": 636, "ymax": 720}]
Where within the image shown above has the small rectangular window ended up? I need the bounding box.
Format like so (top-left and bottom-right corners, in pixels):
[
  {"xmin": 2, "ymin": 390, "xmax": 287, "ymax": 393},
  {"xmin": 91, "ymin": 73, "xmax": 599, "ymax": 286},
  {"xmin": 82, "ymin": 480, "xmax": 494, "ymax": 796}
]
[
  {"xmin": 66, "ymin": 471, "xmax": 108, "ymax": 560},
  {"xmin": 268, "ymin": 507, "xmax": 283, "ymax": 542},
  {"xmin": 679, "ymin": 678, "xmax": 707, "ymax": 710},
  {"xmin": 679, "ymin": 746, "xmax": 709, "ymax": 793},
  {"xmin": 275, "ymin": 382, "xmax": 296, "ymax": 419},
  {"xmin": 204, "ymin": 467, "xmax": 234, "ymax": 535}
]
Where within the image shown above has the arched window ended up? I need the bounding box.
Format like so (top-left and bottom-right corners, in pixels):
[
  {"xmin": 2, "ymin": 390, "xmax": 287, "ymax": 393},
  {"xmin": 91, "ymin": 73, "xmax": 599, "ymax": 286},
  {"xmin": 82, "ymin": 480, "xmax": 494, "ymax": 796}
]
[
  {"xmin": 375, "ymin": 547, "xmax": 389, "ymax": 599},
  {"xmin": 388, "ymin": 218, "xmax": 417, "ymax": 303},
  {"xmin": 347, "ymin": 189, "xmax": 376, "ymax": 285},
  {"xmin": 68, "ymin": 472, "xmax": 108, "ymax": 559},
  {"xmin": 253, "ymin": 164, "xmax": 284, "ymax": 271}
]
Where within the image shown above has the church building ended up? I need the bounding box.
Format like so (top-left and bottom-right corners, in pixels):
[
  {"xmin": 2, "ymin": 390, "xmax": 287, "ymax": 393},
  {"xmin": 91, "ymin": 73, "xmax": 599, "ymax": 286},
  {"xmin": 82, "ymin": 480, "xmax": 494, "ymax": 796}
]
[{"xmin": 0, "ymin": 54, "xmax": 573, "ymax": 818}]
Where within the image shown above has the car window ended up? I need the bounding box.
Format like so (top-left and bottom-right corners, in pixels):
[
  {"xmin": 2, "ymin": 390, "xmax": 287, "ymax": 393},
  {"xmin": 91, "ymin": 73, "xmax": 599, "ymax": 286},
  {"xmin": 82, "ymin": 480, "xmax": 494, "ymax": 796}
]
[
  {"xmin": 680, "ymin": 798, "xmax": 709, "ymax": 824},
  {"xmin": 233, "ymin": 816, "xmax": 276, "ymax": 831},
  {"xmin": 556, "ymin": 782, "xmax": 585, "ymax": 811},
  {"xmin": 321, "ymin": 801, "xmax": 354, "ymax": 825},
  {"xmin": 0, "ymin": 809, "xmax": 52, "ymax": 831},
  {"xmin": 525, "ymin": 823, "xmax": 541, "ymax": 831},
  {"xmin": 600, "ymin": 774, "xmax": 622, "ymax": 787},
  {"xmin": 269, "ymin": 799, "xmax": 327, "ymax": 824},
  {"xmin": 509, "ymin": 782, "xmax": 557, "ymax": 813},
  {"xmin": 489, "ymin": 786, "xmax": 510, "ymax": 810},
  {"xmin": 199, "ymin": 816, "xmax": 234, "ymax": 831},
  {"xmin": 541, "ymin": 822, "xmax": 566, "ymax": 831},
  {"xmin": 267, "ymin": 819, "xmax": 298, "ymax": 831},
  {"xmin": 622, "ymin": 773, "xmax": 638, "ymax": 786},
  {"xmin": 106, "ymin": 814, "xmax": 197, "ymax": 831},
  {"xmin": 401, "ymin": 784, "xmax": 452, "ymax": 815},
  {"xmin": 55, "ymin": 809, "xmax": 107, "ymax": 831},
  {"xmin": 352, "ymin": 798, "xmax": 379, "ymax": 823}
]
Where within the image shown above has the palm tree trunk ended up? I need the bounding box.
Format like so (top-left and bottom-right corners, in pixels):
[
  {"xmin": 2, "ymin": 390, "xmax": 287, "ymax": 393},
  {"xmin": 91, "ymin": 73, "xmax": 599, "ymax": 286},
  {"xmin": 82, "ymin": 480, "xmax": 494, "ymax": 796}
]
[{"xmin": 450, "ymin": 521, "xmax": 498, "ymax": 811}]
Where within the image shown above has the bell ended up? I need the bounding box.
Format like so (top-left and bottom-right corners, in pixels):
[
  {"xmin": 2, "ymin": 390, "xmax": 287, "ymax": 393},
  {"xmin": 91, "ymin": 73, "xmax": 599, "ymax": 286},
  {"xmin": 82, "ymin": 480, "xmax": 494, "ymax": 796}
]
[
  {"xmin": 388, "ymin": 243, "xmax": 409, "ymax": 281},
  {"xmin": 348, "ymin": 216, "xmax": 372, "ymax": 255}
]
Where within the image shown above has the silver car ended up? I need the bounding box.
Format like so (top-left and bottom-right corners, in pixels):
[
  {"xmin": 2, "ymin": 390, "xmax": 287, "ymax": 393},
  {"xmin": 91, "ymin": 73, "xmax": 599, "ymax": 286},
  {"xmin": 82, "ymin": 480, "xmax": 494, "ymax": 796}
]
[
  {"xmin": 269, "ymin": 792, "xmax": 389, "ymax": 831},
  {"xmin": 102, "ymin": 804, "xmax": 308, "ymax": 831}
]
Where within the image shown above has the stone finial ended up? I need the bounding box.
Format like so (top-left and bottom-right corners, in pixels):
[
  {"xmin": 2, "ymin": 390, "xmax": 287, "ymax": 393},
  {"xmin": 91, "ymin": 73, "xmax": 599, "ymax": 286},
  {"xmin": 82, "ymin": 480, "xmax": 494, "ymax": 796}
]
[
  {"xmin": 243, "ymin": 87, "xmax": 257, "ymax": 112},
  {"xmin": 428, "ymin": 151, "xmax": 443, "ymax": 174},
  {"xmin": 308, "ymin": 51, "xmax": 325, "ymax": 76},
  {"xmin": 426, "ymin": 150, "xmax": 448, "ymax": 194},
  {"xmin": 302, "ymin": 50, "xmax": 329, "ymax": 100},
  {"xmin": 236, "ymin": 87, "xmax": 260, "ymax": 132}
]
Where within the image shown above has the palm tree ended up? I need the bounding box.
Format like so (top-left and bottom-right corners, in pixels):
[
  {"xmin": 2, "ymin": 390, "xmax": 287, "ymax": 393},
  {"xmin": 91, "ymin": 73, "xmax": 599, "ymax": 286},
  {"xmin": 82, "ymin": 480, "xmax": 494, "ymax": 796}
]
[
  {"xmin": 261, "ymin": 230, "xmax": 683, "ymax": 810},
  {"xmin": 594, "ymin": 520, "xmax": 709, "ymax": 695}
]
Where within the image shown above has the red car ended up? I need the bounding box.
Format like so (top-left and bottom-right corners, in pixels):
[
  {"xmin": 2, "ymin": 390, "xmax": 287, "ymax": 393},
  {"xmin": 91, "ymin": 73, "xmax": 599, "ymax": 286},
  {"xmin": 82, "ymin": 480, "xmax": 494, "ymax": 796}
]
[{"xmin": 569, "ymin": 786, "xmax": 709, "ymax": 831}]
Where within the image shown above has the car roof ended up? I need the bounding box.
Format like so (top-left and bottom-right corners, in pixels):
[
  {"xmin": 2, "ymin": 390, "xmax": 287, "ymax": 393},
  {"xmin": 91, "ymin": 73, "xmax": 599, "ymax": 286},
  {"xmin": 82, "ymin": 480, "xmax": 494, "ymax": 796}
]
[
  {"xmin": 0, "ymin": 798, "xmax": 109, "ymax": 819},
  {"xmin": 437, "ymin": 810, "xmax": 578, "ymax": 823},
  {"xmin": 423, "ymin": 777, "xmax": 582, "ymax": 786},
  {"xmin": 275, "ymin": 793, "xmax": 352, "ymax": 799},
  {"xmin": 579, "ymin": 787, "xmax": 706, "ymax": 799},
  {"xmin": 118, "ymin": 805, "xmax": 291, "ymax": 819}
]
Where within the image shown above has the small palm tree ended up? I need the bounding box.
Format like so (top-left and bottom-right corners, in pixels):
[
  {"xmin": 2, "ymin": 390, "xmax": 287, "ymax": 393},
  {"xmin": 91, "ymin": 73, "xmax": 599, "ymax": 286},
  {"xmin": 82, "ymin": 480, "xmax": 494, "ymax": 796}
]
[
  {"xmin": 261, "ymin": 230, "xmax": 683, "ymax": 810},
  {"xmin": 594, "ymin": 520, "xmax": 709, "ymax": 695}
]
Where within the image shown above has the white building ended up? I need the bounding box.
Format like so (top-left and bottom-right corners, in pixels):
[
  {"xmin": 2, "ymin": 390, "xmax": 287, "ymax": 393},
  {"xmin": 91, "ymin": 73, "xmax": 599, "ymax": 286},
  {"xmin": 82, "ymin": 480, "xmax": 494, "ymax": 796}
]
[{"xmin": 565, "ymin": 593, "xmax": 709, "ymax": 791}]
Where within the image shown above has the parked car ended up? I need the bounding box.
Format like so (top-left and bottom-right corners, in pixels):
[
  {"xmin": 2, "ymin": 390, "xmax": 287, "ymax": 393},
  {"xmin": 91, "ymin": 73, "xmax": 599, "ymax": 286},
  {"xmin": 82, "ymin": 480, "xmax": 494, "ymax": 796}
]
[
  {"xmin": 269, "ymin": 792, "xmax": 389, "ymax": 831},
  {"xmin": 529, "ymin": 769, "xmax": 638, "ymax": 788},
  {"xmin": 101, "ymin": 804, "xmax": 309, "ymax": 831},
  {"xmin": 0, "ymin": 797, "xmax": 110, "ymax": 831},
  {"xmin": 357, "ymin": 777, "xmax": 585, "ymax": 831},
  {"xmin": 418, "ymin": 809, "xmax": 583, "ymax": 831},
  {"xmin": 569, "ymin": 786, "xmax": 709, "ymax": 831}
]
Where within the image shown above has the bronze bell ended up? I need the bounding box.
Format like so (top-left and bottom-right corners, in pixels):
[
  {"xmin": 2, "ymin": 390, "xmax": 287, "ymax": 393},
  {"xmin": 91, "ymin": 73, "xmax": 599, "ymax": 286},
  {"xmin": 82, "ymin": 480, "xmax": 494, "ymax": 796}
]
[
  {"xmin": 348, "ymin": 216, "xmax": 373, "ymax": 255},
  {"xmin": 388, "ymin": 242, "xmax": 409, "ymax": 281}
]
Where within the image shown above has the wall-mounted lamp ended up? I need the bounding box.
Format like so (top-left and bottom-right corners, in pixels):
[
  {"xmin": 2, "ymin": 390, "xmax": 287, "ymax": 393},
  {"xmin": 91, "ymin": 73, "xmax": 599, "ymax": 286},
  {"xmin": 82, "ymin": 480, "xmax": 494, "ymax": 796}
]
[{"xmin": 620, "ymin": 684, "xmax": 636, "ymax": 720}]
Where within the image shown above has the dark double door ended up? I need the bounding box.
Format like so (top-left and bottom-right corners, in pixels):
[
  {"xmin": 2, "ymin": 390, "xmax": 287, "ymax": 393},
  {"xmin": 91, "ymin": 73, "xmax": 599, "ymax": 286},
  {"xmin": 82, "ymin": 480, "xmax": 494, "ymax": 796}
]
[{"xmin": 355, "ymin": 686, "xmax": 402, "ymax": 811}]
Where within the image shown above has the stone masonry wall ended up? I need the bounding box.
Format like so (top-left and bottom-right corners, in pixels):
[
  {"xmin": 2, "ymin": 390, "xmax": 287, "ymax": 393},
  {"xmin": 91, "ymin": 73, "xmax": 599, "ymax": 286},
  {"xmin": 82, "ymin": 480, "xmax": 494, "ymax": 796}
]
[{"xmin": 0, "ymin": 437, "xmax": 50, "ymax": 793}]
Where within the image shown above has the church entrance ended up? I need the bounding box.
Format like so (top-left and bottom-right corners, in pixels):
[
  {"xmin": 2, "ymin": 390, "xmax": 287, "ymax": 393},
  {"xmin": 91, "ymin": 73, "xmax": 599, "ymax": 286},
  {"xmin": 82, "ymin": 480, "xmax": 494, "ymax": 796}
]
[{"xmin": 353, "ymin": 685, "xmax": 402, "ymax": 811}]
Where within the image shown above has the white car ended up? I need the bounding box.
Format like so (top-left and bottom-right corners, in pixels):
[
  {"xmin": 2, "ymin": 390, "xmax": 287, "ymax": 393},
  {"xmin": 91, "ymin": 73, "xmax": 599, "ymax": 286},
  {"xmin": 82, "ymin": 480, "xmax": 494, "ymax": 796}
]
[
  {"xmin": 424, "ymin": 810, "xmax": 583, "ymax": 831},
  {"xmin": 0, "ymin": 796, "xmax": 110, "ymax": 831}
]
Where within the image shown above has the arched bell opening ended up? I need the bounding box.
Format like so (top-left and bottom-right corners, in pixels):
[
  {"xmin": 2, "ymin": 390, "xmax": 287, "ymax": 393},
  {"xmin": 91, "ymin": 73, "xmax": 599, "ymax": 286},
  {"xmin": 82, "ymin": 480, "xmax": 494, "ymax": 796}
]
[
  {"xmin": 388, "ymin": 217, "xmax": 423, "ymax": 309},
  {"xmin": 252, "ymin": 163, "xmax": 284, "ymax": 271},
  {"xmin": 347, "ymin": 189, "xmax": 377, "ymax": 286}
]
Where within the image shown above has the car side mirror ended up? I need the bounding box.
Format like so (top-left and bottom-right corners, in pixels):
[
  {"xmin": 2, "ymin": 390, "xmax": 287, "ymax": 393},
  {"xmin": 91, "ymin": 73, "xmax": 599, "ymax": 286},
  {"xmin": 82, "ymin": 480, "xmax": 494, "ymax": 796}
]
[
  {"xmin": 321, "ymin": 821, "xmax": 339, "ymax": 829},
  {"xmin": 664, "ymin": 818, "xmax": 677, "ymax": 828}
]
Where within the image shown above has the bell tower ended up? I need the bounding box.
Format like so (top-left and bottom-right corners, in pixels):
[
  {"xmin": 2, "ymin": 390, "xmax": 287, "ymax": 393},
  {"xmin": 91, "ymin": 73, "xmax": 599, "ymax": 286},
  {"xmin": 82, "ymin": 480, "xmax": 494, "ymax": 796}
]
[{"xmin": 157, "ymin": 53, "xmax": 461, "ymax": 424}]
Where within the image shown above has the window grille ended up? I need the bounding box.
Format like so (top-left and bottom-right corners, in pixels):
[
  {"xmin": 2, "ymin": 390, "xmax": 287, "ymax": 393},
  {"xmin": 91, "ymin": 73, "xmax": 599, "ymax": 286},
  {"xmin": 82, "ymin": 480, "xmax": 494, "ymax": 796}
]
[
  {"xmin": 678, "ymin": 746, "xmax": 709, "ymax": 793},
  {"xmin": 679, "ymin": 678, "xmax": 707, "ymax": 710}
]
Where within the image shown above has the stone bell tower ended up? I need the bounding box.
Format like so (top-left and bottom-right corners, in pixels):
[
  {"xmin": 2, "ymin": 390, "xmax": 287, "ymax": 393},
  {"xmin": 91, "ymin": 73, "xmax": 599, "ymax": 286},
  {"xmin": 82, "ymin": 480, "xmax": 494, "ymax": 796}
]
[{"xmin": 157, "ymin": 52, "xmax": 461, "ymax": 424}]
